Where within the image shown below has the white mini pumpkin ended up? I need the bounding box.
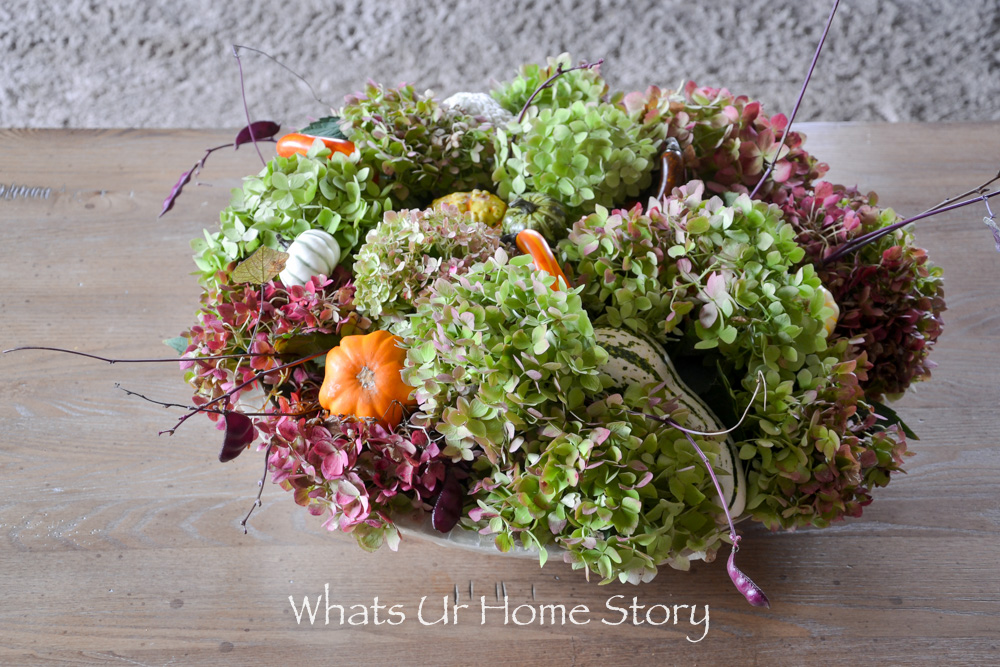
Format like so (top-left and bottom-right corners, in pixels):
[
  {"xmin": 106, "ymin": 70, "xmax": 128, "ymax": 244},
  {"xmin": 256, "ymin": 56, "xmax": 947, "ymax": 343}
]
[{"xmin": 279, "ymin": 229, "xmax": 341, "ymax": 287}]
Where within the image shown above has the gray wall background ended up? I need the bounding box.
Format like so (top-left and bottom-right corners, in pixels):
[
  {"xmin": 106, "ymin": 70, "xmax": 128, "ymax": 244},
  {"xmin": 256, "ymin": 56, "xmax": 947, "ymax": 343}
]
[{"xmin": 2, "ymin": 0, "xmax": 999, "ymax": 128}]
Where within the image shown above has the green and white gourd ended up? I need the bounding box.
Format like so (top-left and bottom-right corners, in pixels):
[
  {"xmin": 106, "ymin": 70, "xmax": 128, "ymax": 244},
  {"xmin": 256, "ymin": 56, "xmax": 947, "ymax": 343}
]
[
  {"xmin": 279, "ymin": 229, "xmax": 342, "ymax": 287},
  {"xmin": 593, "ymin": 327, "xmax": 747, "ymax": 518}
]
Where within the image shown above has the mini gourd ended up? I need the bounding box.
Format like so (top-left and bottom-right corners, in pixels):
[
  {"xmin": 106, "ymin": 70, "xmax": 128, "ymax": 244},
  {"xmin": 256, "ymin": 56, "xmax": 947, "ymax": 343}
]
[{"xmin": 279, "ymin": 229, "xmax": 342, "ymax": 287}]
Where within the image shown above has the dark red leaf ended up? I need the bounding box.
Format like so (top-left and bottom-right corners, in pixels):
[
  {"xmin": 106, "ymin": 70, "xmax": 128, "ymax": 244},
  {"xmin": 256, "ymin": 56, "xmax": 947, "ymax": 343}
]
[
  {"xmin": 235, "ymin": 121, "xmax": 281, "ymax": 149},
  {"xmin": 431, "ymin": 468, "xmax": 464, "ymax": 533},
  {"xmin": 219, "ymin": 411, "xmax": 255, "ymax": 462}
]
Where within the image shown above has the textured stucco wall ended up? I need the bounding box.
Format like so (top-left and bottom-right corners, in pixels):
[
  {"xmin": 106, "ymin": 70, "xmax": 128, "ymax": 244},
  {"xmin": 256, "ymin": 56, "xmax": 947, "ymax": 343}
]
[{"xmin": 2, "ymin": 0, "xmax": 999, "ymax": 128}]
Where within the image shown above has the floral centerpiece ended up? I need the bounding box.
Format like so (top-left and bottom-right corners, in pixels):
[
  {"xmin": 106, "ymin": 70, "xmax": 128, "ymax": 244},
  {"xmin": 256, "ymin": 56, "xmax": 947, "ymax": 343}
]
[{"xmin": 164, "ymin": 50, "xmax": 949, "ymax": 605}]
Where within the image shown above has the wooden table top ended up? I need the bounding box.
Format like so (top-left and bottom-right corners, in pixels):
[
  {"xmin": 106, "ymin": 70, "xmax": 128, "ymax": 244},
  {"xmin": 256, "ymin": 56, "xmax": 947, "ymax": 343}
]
[{"xmin": 1, "ymin": 124, "xmax": 999, "ymax": 665}]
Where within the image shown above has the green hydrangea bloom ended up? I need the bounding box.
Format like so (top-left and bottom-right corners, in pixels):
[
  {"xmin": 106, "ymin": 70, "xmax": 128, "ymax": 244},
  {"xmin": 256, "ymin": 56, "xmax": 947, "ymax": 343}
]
[
  {"xmin": 558, "ymin": 202, "xmax": 691, "ymax": 336},
  {"xmin": 402, "ymin": 251, "xmax": 607, "ymax": 463},
  {"xmin": 492, "ymin": 101, "xmax": 664, "ymax": 218},
  {"xmin": 191, "ymin": 148, "xmax": 392, "ymax": 287},
  {"xmin": 490, "ymin": 53, "xmax": 610, "ymax": 115},
  {"xmin": 466, "ymin": 384, "xmax": 731, "ymax": 584},
  {"xmin": 339, "ymin": 83, "xmax": 497, "ymax": 204},
  {"xmin": 352, "ymin": 207, "xmax": 501, "ymax": 328}
]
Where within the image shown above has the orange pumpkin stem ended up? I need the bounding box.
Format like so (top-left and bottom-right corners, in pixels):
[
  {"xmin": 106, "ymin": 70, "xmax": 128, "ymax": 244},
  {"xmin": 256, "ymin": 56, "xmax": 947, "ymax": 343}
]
[
  {"xmin": 318, "ymin": 330, "xmax": 416, "ymax": 429},
  {"xmin": 515, "ymin": 229, "xmax": 569, "ymax": 290}
]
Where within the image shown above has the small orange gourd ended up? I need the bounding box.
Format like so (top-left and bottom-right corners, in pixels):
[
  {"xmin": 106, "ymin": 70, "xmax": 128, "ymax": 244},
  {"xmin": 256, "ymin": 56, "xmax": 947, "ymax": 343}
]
[
  {"xmin": 276, "ymin": 133, "xmax": 356, "ymax": 160},
  {"xmin": 515, "ymin": 229, "xmax": 569, "ymax": 290},
  {"xmin": 318, "ymin": 331, "xmax": 416, "ymax": 429}
]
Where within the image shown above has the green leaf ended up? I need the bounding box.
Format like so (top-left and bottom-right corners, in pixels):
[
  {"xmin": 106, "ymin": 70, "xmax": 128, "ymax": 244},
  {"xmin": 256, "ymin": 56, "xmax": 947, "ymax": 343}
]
[
  {"xmin": 298, "ymin": 115, "xmax": 348, "ymax": 140},
  {"xmin": 163, "ymin": 336, "xmax": 188, "ymax": 355},
  {"xmin": 870, "ymin": 400, "xmax": 920, "ymax": 440},
  {"xmin": 230, "ymin": 245, "xmax": 289, "ymax": 284}
]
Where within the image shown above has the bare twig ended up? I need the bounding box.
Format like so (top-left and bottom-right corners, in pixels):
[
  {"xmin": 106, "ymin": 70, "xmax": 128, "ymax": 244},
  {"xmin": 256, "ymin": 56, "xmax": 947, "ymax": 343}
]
[
  {"xmin": 516, "ymin": 59, "xmax": 604, "ymax": 124},
  {"xmin": 749, "ymin": 0, "xmax": 841, "ymax": 199},
  {"xmin": 240, "ymin": 441, "xmax": 274, "ymax": 534}
]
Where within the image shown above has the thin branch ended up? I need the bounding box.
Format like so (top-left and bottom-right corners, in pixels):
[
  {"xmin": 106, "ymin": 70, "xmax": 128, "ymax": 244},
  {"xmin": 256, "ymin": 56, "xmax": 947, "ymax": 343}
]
[
  {"xmin": 160, "ymin": 349, "xmax": 328, "ymax": 436},
  {"xmin": 240, "ymin": 442, "xmax": 273, "ymax": 534},
  {"xmin": 919, "ymin": 167, "xmax": 1000, "ymax": 215},
  {"xmin": 232, "ymin": 44, "xmax": 332, "ymax": 109},
  {"xmin": 233, "ymin": 45, "xmax": 266, "ymax": 167},
  {"xmin": 115, "ymin": 384, "xmax": 318, "ymax": 419},
  {"xmin": 516, "ymin": 59, "xmax": 604, "ymax": 124},
  {"xmin": 2, "ymin": 346, "xmax": 273, "ymax": 363},
  {"xmin": 629, "ymin": 370, "xmax": 766, "ymax": 437},
  {"xmin": 748, "ymin": 0, "xmax": 841, "ymax": 199}
]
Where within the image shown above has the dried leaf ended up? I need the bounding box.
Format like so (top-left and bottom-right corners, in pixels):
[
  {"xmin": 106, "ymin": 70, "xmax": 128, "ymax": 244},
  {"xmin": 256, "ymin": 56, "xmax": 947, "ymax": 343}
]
[
  {"xmin": 230, "ymin": 246, "xmax": 289, "ymax": 285},
  {"xmin": 158, "ymin": 166, "xmax": 194, "ymax": 218},
  {"xmin": 234, "ymin": 120, "xmax": 281, "ymax": 149},
  {"xmin": 431, "ymin": 468, "xmax": 463, "ymax": 533},
  {"xmin": 299, "ymin": 116, "xmax": 347, "ymax": 140},
  {"xmin": 163, "ymin": 336, "xmax": 189, "ymax": 356}
]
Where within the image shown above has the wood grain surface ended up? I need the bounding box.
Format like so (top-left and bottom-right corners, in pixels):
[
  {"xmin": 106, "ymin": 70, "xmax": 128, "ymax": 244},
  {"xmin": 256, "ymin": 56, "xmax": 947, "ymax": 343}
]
[{"xmin": 1, "ymin": 124, "xmax": 998, "ymax": 666}]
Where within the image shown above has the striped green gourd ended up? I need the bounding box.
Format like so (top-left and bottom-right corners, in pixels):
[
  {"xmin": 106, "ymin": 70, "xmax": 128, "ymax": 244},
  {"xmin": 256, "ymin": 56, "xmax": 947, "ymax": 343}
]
[{"xmin": 594, "ymin": 326, "xmax": 746, "ymax": 517}]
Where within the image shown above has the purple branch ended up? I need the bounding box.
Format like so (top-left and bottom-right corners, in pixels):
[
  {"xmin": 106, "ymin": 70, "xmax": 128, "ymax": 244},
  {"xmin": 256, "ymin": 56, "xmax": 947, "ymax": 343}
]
[
  {"xmin": 158, "ymin": 139, "xmax": 273, "ymax": 219},
  {"xmin": 680, "ymin": 431, "xmax": 769, "ymax": 608},
  {"xmin": 824, "ymin": 187, "xmax": 1000, "ymax": 263},
  {"xmin": 748, "ymin": 0, "xmax": 841, "ymax": 199},
  {"xmin": 231, "ymin": 44, "xmax": 331, "ymax": 109}
]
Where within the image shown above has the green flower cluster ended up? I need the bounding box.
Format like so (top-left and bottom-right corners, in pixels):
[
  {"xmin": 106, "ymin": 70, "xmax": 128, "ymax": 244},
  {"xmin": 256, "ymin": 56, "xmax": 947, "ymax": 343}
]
[
  {"xmin": 402, "ymin": 252, "xmax": 607, "ymax": 463},
  {"xmin": 655, "ymin": 185, "xmax": 907, "ymax": 529},
  {"xmin": 663, "ymin": 187, "xmax": 830, "ymax": 371},
  {"xmin": 490, "ymin": 52, "xmax": 610, "ymax": 116},
  {"xmin": 558, "ymin": 202, "xmax": 688, "ymax": 336},
  {"xmin": 467, "ymin": 384, "xmax": 731, "ymax": 584},
  {"xmin": 739, "ymin": 340, "xmax": 909, "ymax": 530},
  {"xmin": 352, "ymin": 206, "xmax": 502, "ymax": 327},
  {"xmin": 339, "ymin": 83, "xmax": 497, "ymax": 204},
  {"xmin": 192, "ymin": 149, "xmax": 392, "ymax": 287},
  {"xmin": 492, "ymin": 101, "xmax": 664, "ymax": 218}
]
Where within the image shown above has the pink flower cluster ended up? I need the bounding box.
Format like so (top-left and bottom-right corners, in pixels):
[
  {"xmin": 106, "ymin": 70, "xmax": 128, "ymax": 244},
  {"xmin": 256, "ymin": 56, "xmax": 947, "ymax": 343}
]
[{"xmin": 256, "ymin": 396, "xmax": 447, "ymax": 545}]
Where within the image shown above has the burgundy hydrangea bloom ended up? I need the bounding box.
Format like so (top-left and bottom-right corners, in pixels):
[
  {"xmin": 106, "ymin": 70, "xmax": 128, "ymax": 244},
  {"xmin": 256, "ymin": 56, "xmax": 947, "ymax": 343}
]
[
  {"xmin": 774, "ymin": 181, "xmax": 946, "ymax": 400},
  {"xmin": 623, "ymin": 82, "xmax": 828, "ymax": 198},
  {"xmin": 179, "ymin": 266, "xmax": 371, "ymax": 420},
  {"xmin": 753, "ymin": 347, "xmax": 910, "ymax": 529},
  {"xmin": 256, "ymin": 397, "xmax": 448, "ymax": 550}
]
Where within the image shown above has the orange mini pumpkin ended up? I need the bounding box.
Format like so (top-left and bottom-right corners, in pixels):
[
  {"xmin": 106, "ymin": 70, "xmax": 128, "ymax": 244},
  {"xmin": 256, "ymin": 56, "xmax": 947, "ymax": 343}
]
[{"xmin": 318, "ymin": 331, "xmax": 416, "ymax": 428}]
